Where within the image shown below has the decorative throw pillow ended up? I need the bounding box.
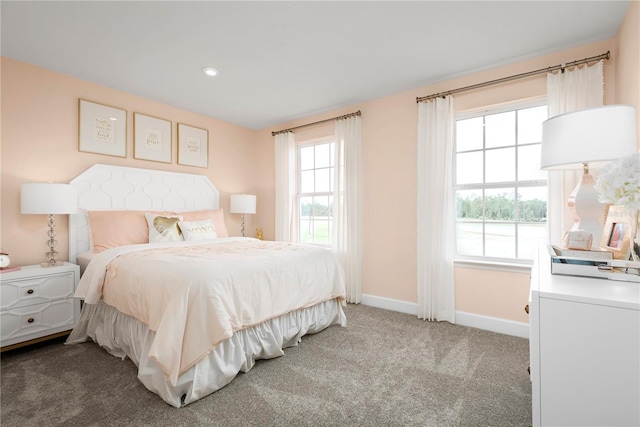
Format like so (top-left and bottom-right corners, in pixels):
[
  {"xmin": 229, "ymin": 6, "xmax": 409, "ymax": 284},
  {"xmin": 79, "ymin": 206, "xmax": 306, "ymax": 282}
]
[
  {"xmin": 145, "ymin": 212, "xmax": 183, "ymax": 243},
  {"xmin": 178, "ymin": 219, "xmax": 218, "ymax": 241},
  {"xmin": 178, "ymin": 209, "xmax": 229, "ymax": 238}
]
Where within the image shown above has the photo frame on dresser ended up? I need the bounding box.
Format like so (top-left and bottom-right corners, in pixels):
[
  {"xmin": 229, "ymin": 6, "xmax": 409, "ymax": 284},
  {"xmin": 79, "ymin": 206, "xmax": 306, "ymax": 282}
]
[
  {"xmin": 177, "ymin": 123, "xmax": 209, "ymax": 168},
  {"xmin": 601, "ymin": 205, "xmax": 633, "ymax": 260},
  {"xmin": 78, "ymin": 99, "xmax": 127, "ymax": 157},
  {"xmin": 134, "ymin": 112, "xmax": 172, "ymax": 163}
]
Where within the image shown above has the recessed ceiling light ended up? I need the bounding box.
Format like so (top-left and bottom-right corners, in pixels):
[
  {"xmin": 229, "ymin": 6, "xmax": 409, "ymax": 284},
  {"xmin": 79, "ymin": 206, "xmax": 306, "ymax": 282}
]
[{"xmin": 202, "ymin": 66, "xmax": 219, "ymax": 77}]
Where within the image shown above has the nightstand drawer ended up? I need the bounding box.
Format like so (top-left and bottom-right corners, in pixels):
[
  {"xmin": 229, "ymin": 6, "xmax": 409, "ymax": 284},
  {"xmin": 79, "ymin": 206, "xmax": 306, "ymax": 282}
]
[
  {"xmin": 1, "ymin": 272, "xmax": 75, "ymax": 311},
  {"xmin": 1, "ymin": 299, "xmax": 76, "ymax": 346}
]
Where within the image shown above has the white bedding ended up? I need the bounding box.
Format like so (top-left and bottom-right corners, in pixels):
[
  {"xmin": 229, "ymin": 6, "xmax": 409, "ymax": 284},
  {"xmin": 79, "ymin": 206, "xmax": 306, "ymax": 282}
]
[{"xmin": 74, "ymin": 237, "xmax": 346, "ymax": 386}]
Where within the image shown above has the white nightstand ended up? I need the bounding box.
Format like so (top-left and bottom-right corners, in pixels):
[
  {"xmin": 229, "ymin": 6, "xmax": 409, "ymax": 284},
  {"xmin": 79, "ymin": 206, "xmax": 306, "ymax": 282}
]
[{"xmin": 0, "ymin": 262, "xmax": 80, "ymax": 351}]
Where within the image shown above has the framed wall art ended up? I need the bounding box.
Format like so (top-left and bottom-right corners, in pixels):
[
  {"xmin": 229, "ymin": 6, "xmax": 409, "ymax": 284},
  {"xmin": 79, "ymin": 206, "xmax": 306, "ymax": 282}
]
[
  {"xmin": 134, "ymin": 113, "xmax": 172, "ymax": 163},
  {"xmin": 600, "ymin": 205, "xmax": 633, "ymax": 260},
  {"xmin": 78, "ymin": 99, "xmax": 127, "ymax": 157},
  {"xmin": 177, "ymin": 123, "xmax": 209, "ymax": 168}
]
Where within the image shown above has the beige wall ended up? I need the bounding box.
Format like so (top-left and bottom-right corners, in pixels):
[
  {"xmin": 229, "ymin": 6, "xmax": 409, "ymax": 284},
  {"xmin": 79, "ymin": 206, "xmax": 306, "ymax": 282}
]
[
  {"xmin": 2, "ymin": 4, "xmax": 637, "ymax": 326},
  {"xmin": 616, "ymin": 0, "xmax": 640, "ymax": 139},
  {"xmin": 1, "ymin": 57, "xmax": 259, "ymax": 268},
  {"xmin": 256, "ymin": 38, "xmax": 623, "ymax": 324}
]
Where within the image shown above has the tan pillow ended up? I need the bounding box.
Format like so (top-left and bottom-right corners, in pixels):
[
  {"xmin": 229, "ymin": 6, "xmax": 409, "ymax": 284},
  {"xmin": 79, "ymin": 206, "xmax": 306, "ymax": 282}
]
[{"xmin": 87, "ymin": 210, "xmax": 150, "ymax": 253}]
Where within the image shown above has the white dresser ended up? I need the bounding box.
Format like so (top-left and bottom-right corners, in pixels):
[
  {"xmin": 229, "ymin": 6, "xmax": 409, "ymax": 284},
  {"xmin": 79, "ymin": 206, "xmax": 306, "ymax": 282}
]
[
  {"xmin": 1, "ymin": 263, "xmax": 80, "ymax": 350},
  {"xmin": 530, "ymin": 246, "xmax": 640, "ymax": 426}
]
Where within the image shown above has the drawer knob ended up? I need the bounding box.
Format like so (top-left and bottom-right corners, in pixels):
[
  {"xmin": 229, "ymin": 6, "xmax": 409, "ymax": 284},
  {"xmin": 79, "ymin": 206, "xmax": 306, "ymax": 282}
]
[
  {"xmin": 524, "ymin": 304, "xmax": 529, "ymax": 314},
  {"xmin": 27, "ymin": 289, "xmax": 34, "ymax": 295},
  {"xmin": 27, "ymin": 318, "xmax": 35, "ymax": 323}
]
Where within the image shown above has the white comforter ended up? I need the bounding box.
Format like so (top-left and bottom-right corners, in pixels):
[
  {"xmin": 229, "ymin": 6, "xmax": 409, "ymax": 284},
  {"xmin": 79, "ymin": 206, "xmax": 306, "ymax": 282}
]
[{"xmin": 74, "ymin": 237, "xmax": 346, "ymax": 385}]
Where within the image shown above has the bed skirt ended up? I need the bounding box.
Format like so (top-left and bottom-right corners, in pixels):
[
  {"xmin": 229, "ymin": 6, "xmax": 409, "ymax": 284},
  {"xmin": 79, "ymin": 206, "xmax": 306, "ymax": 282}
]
[{"xmin": 66, "ymin": 299, "xmax": 346, "ymax": 407}]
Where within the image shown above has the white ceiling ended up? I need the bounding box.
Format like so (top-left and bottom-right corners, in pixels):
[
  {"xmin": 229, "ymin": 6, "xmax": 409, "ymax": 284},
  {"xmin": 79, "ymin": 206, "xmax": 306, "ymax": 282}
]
[{"xmin": 1, "ymin": 1, "xmax": 630, "ymax": 130}]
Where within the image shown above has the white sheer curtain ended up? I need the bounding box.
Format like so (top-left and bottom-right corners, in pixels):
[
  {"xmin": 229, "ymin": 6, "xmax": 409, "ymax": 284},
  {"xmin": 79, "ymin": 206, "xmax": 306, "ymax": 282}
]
[
  {"xmin": 546, "ymin": 61, "xmax": 604, "ymax": 243},
  {"xmin": 417, "ymin": 96, "xmax": 455, "ymax": 323},
  {"xmin": 274, "ymin": 131, "xmax": 297, "ymax": 242},
  {"xmin": 334, "ymin": 116, "xmax": 362, "ymax": 303}
]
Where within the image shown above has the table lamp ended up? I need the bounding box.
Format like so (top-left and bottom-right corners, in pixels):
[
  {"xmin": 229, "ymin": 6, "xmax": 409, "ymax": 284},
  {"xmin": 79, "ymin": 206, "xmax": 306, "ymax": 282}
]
[
  {"xmin": 230, "ymin": 194, "xmax": 256, "ymax": 237},
  {"xmin": 21, "ymin": 183, "xmax": 78, "ymax": 267},
  {"xmin": 541, "ymin": 104, "xmax": 637, "ymax": 240}
]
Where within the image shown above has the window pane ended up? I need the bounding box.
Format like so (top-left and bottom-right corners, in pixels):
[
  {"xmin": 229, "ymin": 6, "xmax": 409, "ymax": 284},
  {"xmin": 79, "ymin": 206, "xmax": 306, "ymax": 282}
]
[
  {"xmin": 314, "ymin": 220, "xmax": 331, "ymax": 245},
  {"xmin": 300, "ymin": 196, "xmax": 313, "ymax": 217},
  {"xmin": 456, "ymin": 221, "xmax": 483, "ymax": 256},
  {"xmin": 518, "ymin": 105, "xmax": 547, "ymax": 144},
  {"xmin": 485, "ymin": 111, "xmax": 515, "ymax": 148},
  {"xmin": 456, "ymin": 189, "xmax": 483, "ymax": 256},
  {"xmin": 518, "ymin": 145, "xmax": 546, "ymax": 181},
  {"xmin": 517, "ymin": 187, "xmax": 547, "ymax": 223},
  {"xmin": 485, "ymin": 188, "xmax": 515, "ymax": 221},
  {"xmin": 299, "ymin": 219, "xmax": 312, "ymax": 243},
  {"xmin": 456, "ymin": 117, "xmax": 483, "ymax": 152},
  {"xmin": 517, "ymin": 223, "xmax": 547, "ymax": 260},
  {"xmin": 456, "ymin": 189, "xmax": 483, "ymax": 220},
  {"xmin": 486, "ymin": 148, "xmax": 515, "ymax": 182},
  {"xmin": 315, "ymin": 143, "xmax": 331, "ymax": 168},
  {"xmin": 312, "ymin": 196, "xmax": 331, "ymax": 217},
  {"xmin": 300, "ymin": 170, "xmax": 314, "ymax": 193},
  {"xmin": 485, "ymin": 223, "xmax": 515, "ymax": 258},
  {"xmin": 456, "ymin": 151, "xmax": 483, "ymax": 184},
  {"xmin": 300, "ymin": 146, "xmax": 314, "ymax": 170},
  {"xmin": 315, "ymin": 168, "xmax": 331, "ymax": 193}
]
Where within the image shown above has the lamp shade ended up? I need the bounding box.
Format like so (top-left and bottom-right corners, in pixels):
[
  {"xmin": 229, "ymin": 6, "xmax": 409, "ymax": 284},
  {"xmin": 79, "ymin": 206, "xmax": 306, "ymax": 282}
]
[
  {"xmin": 230, "ymin": 194, "xmax": 256, "ymax": 214},
  {"xmin": 541, "ymin": 104, "xmax": 637, "ymax": 170},
  {"xmin": 21, "ymin": 183, "xmax": 78, "ymax": 214}
]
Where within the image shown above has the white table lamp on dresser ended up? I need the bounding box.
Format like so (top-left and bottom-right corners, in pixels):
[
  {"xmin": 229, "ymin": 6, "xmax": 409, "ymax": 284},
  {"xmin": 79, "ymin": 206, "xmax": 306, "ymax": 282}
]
[
  {"xmin": 540, "ymin": 105, "xmax": 637, "ymax": 241},
  {"xmin": 21, "ymin": 182, "xmax": 78, "ymax": 267}
]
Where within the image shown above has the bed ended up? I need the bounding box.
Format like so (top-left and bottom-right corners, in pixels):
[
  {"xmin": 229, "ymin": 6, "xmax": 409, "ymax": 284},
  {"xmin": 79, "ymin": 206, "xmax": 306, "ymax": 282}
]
[{"xmin": 65, "ymin": 164, "xmax": 347, "ymax": 407}]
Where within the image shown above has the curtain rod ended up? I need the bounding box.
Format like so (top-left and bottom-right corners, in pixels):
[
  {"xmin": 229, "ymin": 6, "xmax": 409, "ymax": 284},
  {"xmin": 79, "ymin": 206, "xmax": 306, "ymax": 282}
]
[
  {"xmin": 271, "ymin": 110, "xmax": 361, "ymax": 136},
  {"xmin": 416, "ymin": 51, "xmax": 610, "ymax": 103}
]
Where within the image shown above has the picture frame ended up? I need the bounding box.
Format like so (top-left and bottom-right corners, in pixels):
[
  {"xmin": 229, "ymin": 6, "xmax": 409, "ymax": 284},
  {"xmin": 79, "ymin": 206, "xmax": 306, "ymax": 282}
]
[
  {"xmin": 78, "ymin": 99, "xmax": 127, "ymax": 157},
  {"xmin": 177, "ymin": 123, "xmax": 209, "ymax": 168},
  {"xmin": 601, "ymin": 205, "xmax": 633, "ymax": 260},
  {"xmin": 134, "ymin": 113, "xmax": 172, "ymax": 163}
]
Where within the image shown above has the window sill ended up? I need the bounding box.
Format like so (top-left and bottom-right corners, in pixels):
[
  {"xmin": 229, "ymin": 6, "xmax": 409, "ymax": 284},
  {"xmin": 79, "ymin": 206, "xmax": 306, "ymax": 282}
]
[{"xmin": 454, "ymin": 258, "xmax": 532, "ymax": 274}]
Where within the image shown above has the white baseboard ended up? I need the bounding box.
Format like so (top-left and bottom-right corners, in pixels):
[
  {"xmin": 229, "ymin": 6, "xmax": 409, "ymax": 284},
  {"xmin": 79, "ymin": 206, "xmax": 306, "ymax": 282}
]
[
  {"xmin": 360, "ymin": 293, "xmax": 529, "ymax": 339},
  {"xmin": 455, "ymin": 311, "xmax": 529, "ymax": 338}
]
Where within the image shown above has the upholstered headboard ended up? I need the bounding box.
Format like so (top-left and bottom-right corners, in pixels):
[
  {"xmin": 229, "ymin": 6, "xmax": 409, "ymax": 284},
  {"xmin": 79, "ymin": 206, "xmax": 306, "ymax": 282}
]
[{"xmin": 68, "ymin": 164, "xmax": 220, "ymax": 263}]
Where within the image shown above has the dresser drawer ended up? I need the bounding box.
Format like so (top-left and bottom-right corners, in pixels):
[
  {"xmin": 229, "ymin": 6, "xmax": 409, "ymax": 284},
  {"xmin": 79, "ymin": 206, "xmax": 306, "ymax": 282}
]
[
  {"xmin": 1, "ymin": 271, "xmax": 75, "ymax": 311},
  {"xmin": 1, "ymin": 299, "xmax": 77, "ymax": 347}
]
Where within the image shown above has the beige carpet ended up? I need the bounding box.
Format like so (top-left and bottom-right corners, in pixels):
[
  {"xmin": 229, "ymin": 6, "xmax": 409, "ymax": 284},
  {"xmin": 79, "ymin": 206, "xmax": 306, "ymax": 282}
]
[{"xmin": 1, "ymin": 303, "xmax": 531, "ymax": 426}]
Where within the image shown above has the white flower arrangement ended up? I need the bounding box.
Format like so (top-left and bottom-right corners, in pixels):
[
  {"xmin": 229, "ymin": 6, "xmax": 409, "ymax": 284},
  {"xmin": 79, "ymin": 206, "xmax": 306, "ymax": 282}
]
[{"xmin": 595, "ymin": 153, "xmax": 640, "ymax": 210}]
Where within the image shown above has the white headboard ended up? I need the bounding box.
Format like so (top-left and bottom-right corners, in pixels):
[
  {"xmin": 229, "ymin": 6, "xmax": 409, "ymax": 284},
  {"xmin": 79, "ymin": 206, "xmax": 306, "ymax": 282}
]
[{"xmin": 69, "ymin": 164, "xmax": 220, "ymax": 263}]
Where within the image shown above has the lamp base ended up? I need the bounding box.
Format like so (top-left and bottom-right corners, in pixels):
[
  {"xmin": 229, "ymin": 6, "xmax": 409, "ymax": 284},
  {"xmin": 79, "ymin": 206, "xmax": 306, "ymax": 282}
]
[
  {"xmin": 40, "ymin": 262, "xmax": 66, "ymax": 268},
  {"xmin": 567, "ymin": 172, "xmax": 606, "ymax": 241}
]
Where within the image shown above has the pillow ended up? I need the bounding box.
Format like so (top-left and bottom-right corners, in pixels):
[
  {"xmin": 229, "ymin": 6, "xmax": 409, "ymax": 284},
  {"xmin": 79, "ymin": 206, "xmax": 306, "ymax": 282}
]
[
  {"xmin": 87, "ymin": 210, "xmax": 150, "ymax": 253},
  {"xmin": 178, "ymin": 219, "xmax": 218, "ymax": 241},
  {"xmin": 145, "ymin": 213, "xmax": 183, "ymax": 243},
  {"xmin": 178, "ymin": 209, "xmax": 229, "ymax": 238}
]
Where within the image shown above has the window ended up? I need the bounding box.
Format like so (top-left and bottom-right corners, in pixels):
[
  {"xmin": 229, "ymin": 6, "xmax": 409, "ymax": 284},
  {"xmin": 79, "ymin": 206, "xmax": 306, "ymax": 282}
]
[
  {"xmin": 297, "ymin": 140, "xmax": 334, "ymax": 246},
  {"xmin": 455, "ymin": 103, "xmax": 548, "ymax": 262}
]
